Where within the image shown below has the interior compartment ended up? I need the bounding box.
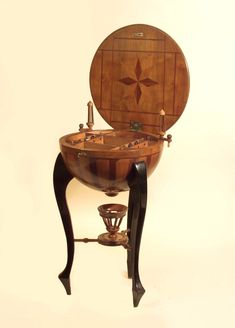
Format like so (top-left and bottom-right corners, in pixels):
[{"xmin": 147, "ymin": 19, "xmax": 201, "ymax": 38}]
[{"xmin": 66, "ymin": 130, "xmax": 158, "ymax": 151}]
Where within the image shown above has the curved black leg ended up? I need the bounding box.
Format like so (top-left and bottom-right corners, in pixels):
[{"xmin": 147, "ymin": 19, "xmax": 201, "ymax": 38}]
[
  {"xmin": 128, "ymin": 161, "xmax": 147, "ymax": 307},
  {"xmin": 127, "ymin": 187, "xmax": 134, "ymax": 278},
  {"xmin": 53, "ymin": 153, "xmax": 74, "ymax": 295}
]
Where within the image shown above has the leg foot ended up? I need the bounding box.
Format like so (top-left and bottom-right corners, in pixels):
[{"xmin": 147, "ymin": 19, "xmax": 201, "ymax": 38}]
[
  {"xmin": 133, "ymin": 284, "xmax": 145, "ymax": 307},
  {"xmin": 58, "ymin": 275, "xmax": 72, "ymax": 295}
]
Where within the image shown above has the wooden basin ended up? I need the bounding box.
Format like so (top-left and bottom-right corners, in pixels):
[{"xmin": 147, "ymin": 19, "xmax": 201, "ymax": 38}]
[{"xmin": 60, "ymin": 129, "xmax": 164, "ymax": 196}]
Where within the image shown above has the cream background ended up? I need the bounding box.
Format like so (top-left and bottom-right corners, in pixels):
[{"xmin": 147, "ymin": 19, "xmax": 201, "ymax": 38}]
[{"xmin": 0, "ymin": 0, "xmax": 235, "ymax": 327}]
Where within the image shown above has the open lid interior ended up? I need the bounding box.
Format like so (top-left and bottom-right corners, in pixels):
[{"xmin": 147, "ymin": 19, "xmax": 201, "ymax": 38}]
[{"xmin": 90, "ymin": 24, "xmax": 190, "ymax": 134}]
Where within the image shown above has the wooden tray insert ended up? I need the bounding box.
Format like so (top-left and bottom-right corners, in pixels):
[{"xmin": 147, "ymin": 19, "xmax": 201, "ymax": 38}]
[{"xmin": 66, "ymin": 130, "xmax": 157, "ymax": 151}]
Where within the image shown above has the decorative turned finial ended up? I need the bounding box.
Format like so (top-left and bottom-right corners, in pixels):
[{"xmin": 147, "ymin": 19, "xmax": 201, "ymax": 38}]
[
  {"xmin": 159, "ymin": 109, "xmax": 165, "ymax": 136},
  {"xmin": 86, "ymin": 101, "xmax": 94, "ymax": 130}
]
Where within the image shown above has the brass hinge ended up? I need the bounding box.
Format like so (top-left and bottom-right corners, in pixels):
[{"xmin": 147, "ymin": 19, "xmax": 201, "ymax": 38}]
[{"xmin": 130, "ymin": 121, "xmax": 142, "ymax": 131}]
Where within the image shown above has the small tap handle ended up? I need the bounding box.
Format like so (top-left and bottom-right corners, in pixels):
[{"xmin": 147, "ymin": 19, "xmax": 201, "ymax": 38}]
[
  {"xmin": 166, "ymin": 134, "xmax": 172, "ymax": 147},
  {"xmin": 87, "ymin": 101, "xmax": 94, "ymax": 130},
  {"xmin": 160, "ymin": 134, "xmax": 172, "ymax": 147}
]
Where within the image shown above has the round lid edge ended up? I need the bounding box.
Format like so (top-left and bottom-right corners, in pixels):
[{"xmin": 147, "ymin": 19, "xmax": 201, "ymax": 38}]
[{"xmin": 89, "ymin": 24, "xmax": 190, "ymax": 134}]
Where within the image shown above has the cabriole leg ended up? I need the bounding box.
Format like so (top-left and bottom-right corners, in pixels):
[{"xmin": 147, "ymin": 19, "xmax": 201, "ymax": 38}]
[
  {"xmin": 128, "ymin": 161, "xmax": 147, "ymax": 307},
  {"xmin": 53, "ymin": 153, "xmax": 74, "ymax": 295},
  {"xmin": 127, "ymin": 187, "xmax": 134, "ymax": 278}
]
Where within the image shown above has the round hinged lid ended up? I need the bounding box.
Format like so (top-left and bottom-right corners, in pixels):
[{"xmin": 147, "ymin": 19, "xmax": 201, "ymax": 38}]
[{"xmin": 90, "ymin": 24, "xmax": 190, "ymax": 134}]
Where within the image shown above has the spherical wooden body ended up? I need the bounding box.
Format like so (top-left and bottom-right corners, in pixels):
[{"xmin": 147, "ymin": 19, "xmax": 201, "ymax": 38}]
[
  {"xmin": 60, "ymin": 129, "xmax": 164, "ymax": 195},
  {"xmin": 59, "ymin": 24, "xmax": 189, "ymax": 196}
]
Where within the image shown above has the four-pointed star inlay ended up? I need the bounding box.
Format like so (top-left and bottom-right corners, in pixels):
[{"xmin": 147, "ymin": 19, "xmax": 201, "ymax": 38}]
[{"xmin": 119, "ymin": 59, "xmax": 158, "ymax": 104}]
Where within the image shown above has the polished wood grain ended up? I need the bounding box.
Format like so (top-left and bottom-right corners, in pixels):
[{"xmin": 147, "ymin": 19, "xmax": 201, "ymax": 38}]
[
  {"xmin": 90, "ymin": 24, "xmax": 190, "ymax": 135},
  {"xmin": 60, "ymin": 130, "xmax": 164, "ymax": 195},
  {"xmin": 59, "ymin": 25, "xmax": 189, "ymax": 194}
]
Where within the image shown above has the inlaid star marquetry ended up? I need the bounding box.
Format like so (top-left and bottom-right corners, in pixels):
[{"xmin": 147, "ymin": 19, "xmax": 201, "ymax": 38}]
[{"xmin": 119, "ymin": 59, "xmax": 158, "ymax": 104}]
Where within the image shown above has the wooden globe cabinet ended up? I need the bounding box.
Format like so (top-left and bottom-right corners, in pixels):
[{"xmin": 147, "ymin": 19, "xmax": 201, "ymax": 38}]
[{"xmin": 53, "ymin": 24, "xmax": 190, "ymax": 307}]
